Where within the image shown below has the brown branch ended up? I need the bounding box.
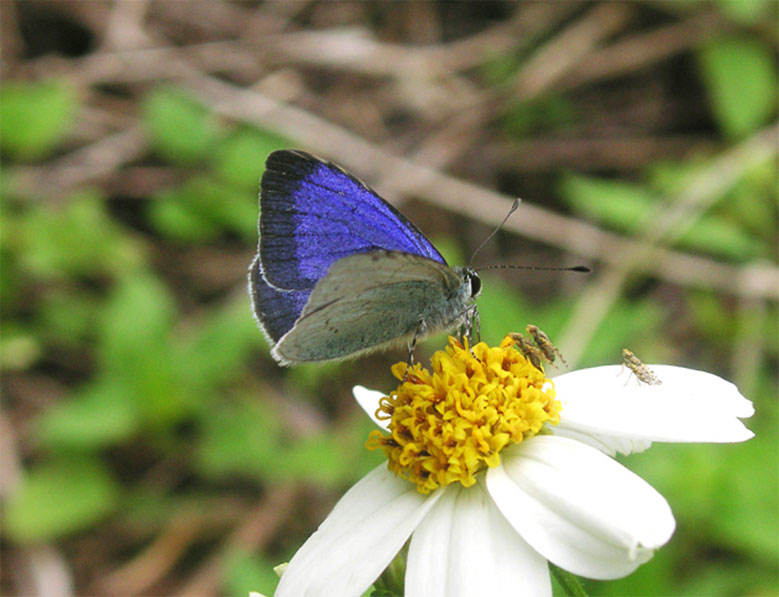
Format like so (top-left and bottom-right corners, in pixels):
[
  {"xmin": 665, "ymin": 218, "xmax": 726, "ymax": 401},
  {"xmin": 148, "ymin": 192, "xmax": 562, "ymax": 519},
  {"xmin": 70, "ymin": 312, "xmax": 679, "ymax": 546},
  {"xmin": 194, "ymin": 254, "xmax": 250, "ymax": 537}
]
[
  {"xmin": 174, "ymin": 484, "xmax": 298, "ymax": 597},
  {"xmin": 13, "ymin": 126, "xmax": 146, "ymax": 202},
  {"xmin": 13, "ymin": 34, "xmax": 778, "ymax": 304},
  {"xmin": 95, "ymin": 515, "xmax": 202, "ymax": 596},
  {"xmin": 560, "ymin": 10, "xmax": 729, "ymax": 90},
  {"xmin": 556, "ymin": 122, "xmax": 778, "ymax": 364},
  {"xmin": 183, "ymin": 72, "xmax": 779, "ymax": 302},
  {"xmin": 511, "ymin": 2, "xmax": 633, "ymax": 101}
]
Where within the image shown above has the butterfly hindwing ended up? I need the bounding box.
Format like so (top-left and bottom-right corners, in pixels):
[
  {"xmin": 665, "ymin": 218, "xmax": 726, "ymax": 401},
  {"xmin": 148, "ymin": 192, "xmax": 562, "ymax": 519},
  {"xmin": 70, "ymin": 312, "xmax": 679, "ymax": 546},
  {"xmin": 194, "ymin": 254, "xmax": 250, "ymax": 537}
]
[
  {"xmin": 273, "ymin": 251, "xmax": 468, "ymax": 365},
  {"xmin": 248, "ymin": 256, "xmax": 312, "ymax": 344}
]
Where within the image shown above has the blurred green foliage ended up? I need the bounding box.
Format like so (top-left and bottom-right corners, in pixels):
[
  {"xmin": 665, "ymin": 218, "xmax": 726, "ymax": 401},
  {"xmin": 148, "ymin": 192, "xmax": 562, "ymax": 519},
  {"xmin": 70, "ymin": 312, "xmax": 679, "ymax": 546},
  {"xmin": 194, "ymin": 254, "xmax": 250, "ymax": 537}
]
[
  {"xmin": 223, "ymin": 549, "xmax": 280, "ymax": 597},
  {"xmin": 698, "ymin": 37, "xmax": 777, "ymax": 139},
  {"xmin": 559, "ymin": 170, "xmax": 767, "ymax": 262},
  {"xmin": 1, "ymin": 14, "xmax": 776, "ymax": 596},
  {"xmin": 4, "ymin": 455, "xmax": 120, "ymax": 543},
  {"xmin": 142, "ymin": 87, "xmax": 218, "ymax": 164},
  {"xmin": 0, "ymin": 80, "xmax": 77, "ymax": 159}
]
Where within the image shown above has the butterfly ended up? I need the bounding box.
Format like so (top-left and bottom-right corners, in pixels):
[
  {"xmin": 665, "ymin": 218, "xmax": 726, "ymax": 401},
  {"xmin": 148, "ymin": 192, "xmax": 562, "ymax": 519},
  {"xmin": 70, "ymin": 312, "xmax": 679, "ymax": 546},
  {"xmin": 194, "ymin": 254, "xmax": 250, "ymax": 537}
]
[{"xmin": 248, "ymin": 150, "xmax": 481, "ymax": 366}]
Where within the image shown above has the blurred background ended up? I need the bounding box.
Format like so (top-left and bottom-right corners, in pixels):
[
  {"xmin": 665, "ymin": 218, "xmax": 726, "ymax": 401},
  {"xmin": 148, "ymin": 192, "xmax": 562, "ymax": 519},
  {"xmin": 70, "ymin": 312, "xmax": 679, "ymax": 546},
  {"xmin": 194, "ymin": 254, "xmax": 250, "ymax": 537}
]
[{"xmin": 1, "ymin": 1, "xmax": 777, "ymax": 595}]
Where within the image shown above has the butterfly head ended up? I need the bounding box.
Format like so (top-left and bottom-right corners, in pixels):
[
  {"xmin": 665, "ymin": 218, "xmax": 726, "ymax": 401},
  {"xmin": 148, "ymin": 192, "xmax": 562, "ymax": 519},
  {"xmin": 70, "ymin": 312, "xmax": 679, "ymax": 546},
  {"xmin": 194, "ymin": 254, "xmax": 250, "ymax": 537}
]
[{"xmin": 465, "ymin": 267, "xmax": 482, "ymax": 298}]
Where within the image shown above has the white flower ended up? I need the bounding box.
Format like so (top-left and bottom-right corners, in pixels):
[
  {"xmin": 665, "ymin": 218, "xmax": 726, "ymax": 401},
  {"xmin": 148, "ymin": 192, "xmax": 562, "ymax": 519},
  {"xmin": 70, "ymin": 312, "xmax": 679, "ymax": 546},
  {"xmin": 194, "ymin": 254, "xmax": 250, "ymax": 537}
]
[{"xmin": 274, "ymin": 339, "xmax": 754, "ymax": 597}]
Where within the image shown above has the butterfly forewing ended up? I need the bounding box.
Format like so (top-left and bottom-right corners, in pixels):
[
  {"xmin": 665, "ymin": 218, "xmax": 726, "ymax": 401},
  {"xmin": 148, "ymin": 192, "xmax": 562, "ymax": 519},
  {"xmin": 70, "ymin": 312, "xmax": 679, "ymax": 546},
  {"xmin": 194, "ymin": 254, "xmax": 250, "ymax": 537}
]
[{"xmin": 259, "ymin": 150, "xmax": 446, "ymax": 291}]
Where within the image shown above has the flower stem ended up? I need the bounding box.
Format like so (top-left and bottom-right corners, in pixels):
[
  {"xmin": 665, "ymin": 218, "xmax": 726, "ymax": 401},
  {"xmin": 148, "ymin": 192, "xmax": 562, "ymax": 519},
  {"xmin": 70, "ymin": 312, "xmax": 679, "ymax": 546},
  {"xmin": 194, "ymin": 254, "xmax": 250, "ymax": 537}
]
[
  {"xmin": 550, "ymin": 564, "xmax": 589, "ymax": 597},
  {"xmin": 372, "ymin": 545, "xmax": 406, "ymax": 596}
]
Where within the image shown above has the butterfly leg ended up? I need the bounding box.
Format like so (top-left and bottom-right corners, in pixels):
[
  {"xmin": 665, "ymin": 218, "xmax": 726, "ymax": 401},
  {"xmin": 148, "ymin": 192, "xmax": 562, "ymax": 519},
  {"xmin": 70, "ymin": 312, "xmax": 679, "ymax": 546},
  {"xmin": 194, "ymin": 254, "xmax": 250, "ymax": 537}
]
[
  {"xmin": 469, "ymin": 306, "xmax": 481, "ymax": 343},
  {"xmin": 403, "ymin": 320, "xmax": 426, "ymax": 382},
  {"xmin": 460, "ymin": 306, "xmax": 480, "ymax": 357}
]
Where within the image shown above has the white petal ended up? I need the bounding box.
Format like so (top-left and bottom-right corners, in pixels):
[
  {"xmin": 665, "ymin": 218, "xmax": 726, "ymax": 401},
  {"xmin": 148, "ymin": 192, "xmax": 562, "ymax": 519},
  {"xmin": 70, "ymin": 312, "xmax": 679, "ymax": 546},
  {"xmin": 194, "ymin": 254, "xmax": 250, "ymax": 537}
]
[
  {"xmin": 276, "ymin": 464, "xmax": 443, "ymax": 597},
  {"xmin": 406, "ymin": 483, "xmax": 550, "ymax": 597},
  {"xmin": 548, "ymin": 426, "xmax": 652, "ymax": 457},
  {"xmin": 487, "ymin": 435, "xmax": 675, "ymax": 580},
  {"xmin": 553, "ymin": 365, "xmax": 754, "ymax": 444},
  {"xmin": 352, "ymin": 385, "xmax": 390, "ymax": 430}
]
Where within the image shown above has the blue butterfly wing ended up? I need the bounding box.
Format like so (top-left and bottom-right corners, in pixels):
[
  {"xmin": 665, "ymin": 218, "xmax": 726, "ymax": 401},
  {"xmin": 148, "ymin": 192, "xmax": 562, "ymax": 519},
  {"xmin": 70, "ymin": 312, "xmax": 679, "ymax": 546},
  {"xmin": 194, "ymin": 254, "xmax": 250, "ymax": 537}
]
[
  {"xmin": 258, "ymin": 150, "xmax": 446, "ymax": 292},
  {"xmin": 248, "ymin": 255, "xmax": 311, "ymax": 343}
]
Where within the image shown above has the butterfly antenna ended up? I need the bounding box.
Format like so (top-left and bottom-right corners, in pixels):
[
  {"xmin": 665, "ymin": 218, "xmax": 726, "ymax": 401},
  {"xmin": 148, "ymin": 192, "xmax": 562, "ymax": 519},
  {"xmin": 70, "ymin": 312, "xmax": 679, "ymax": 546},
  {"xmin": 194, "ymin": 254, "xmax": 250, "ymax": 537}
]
[
  {"xmin": 468, "ymin": 198, "xmax": 521, "ymax": 266},
  {"xmin": 476, "ymin": 264, "xmax": 591, "ymax": 273}
]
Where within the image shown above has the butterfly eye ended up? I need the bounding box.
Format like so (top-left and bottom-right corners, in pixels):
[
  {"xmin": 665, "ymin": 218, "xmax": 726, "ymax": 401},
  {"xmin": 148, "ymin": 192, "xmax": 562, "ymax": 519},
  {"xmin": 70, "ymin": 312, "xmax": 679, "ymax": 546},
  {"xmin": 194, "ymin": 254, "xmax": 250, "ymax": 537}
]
[{"xmin": 468, "ymin": 270, "xmax": 482, "ymax": 297}]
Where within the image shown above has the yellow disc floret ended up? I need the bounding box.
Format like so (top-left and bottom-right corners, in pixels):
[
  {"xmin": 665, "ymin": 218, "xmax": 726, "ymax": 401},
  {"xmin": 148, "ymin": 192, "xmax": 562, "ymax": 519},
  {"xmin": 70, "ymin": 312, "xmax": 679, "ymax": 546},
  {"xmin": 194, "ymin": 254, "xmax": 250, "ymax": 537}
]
[{"xmin": 367, "ymin": 335, "xmax": 561, "ymax": 494}]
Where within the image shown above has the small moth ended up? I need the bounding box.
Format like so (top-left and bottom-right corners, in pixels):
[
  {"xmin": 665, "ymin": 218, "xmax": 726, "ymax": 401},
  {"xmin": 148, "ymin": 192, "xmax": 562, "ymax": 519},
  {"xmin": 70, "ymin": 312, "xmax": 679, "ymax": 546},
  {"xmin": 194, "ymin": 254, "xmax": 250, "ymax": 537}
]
[
  {"xmin": 511, "ymin": 325, "xmax": 567, "ymax": 371},
  {"xmin": 622, "ymin": 349, "xmax": 662, "ymax": 385}
]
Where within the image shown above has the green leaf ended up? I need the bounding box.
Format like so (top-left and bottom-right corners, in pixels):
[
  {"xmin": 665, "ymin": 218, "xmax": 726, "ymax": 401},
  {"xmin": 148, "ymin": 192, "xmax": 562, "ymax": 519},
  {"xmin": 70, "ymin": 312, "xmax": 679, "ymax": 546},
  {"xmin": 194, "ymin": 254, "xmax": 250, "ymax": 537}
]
[
  {"xmin": 624, "ymin": 438, "xmax": 774, "ymax": 595},
  {"xmin": 142, "ymin": 87, "xmax": 216, "ymax": 164},
  {"xmin": 4, "ymin": 457, "xmax": 119, "ymax": 542},
  {"xmin": 715, "ymin": 0, "xmax": 772, "ymax": 24},
  {"xmin": 709, "ymin": 439, "xmax": 778, "ymax": 555},
  {"xmin": 99, "ymin": 273, "xmax": 189, "ymax": 425},
  {"xmin": 214, "ymin": 128, "xmax": 289, "ymax": 189},
  {"xmin": 223, "ymin": 550, "xmax": 279, "ymax": 597},
  {"xmin": 16, "ymin": 190, "xmax": 142, "ymax": 278},
  {"xmin": 764, "ymin": 305, "xmax": 779, "ymax": 358},
  {"xmin": 501, "ymin": 95, "xmax": 577, "ymax": 139},
  {"xmin": 0, "ymin": 80, "xmax": 77, "ymax": 159},
  {"xmin": 196, "ymin": 402, "xmax": 282, "ymax": 480},
  {"xmin": 345, "ymin": 415, "xmax": 387, "ymax": 481},
  {"xmin": 149, "ymin": 176, "xmax": 257, "ymax": 242},
  {"xmin": 588, "ymin": 546, "xmax": 674, "ymax": 596},
  {"xmin": 583, "ymin": 298, "xmax": 664, "ymax": 368},
  {"xmin": 559, "ymin": 174, "xmax": 656, "ymax": 234},
  {"xmin": 149, "ymin": 186, "xmax": 222, "ymax": 241},
  {"xmin": 648, "ymin": 159, "xmax": 767, "ymax": 260},
  {"xmin": 38, "ymin": 287, "xmax": 103, "ymax": 346},
  {"xmin": 686, "ymin": 288, "xmax": 733, "ymax": 346},
  {"xmin": 121, "ymin": 489, "xmax": 218, "ymax": 528},
  {"xmin": 674, "ymin": 212, "xmax": 759, "ymax": 261},
  {"xmin": 428, "ymin": 236, "xmax": 465, "ymax": 270},
  {"xmin": 477, "ymin": 275, "xmax": 534, "ymax": 346},
  {"xmin": 0, "ymin": 331, "xmax": 41, "ymax": 370},
  {"xmin": 676, "ymin": 562, "xmax": 774, "ymax": 597},
  {"xmin": 285, "ymin": 359, "xmax": 349, "ymax": 393},
  {"xmin": 35, "ymin": 381, "xmax": 140, "ymax": 449},
  {"xmin": 100, "ymin": 273, "xmax": 175, "ymax": 359},
  {"xmin": 284, "ymin": 434, "xmax": 348, "ymax": 486},
  {"xmin": 183, "ymin": 298, "xmax": 264, "ymax": 391},
  {"xmin": 698, "ymin": 38, "xmax": 777, "ymax": 138},
  {"xmin": 728, "ymin": 160, "xmax": 779, "ymax": 242},
  {"xmin": 481, "ymin": 51, "xmax": 521, "ymax": 86},
  {"xmin": 561, "ymin": 172, "xmax": 760, "ymax": 261},
  {"xmin": 550, "ymin": 564, "xmax": 588, "ymax": 597}
]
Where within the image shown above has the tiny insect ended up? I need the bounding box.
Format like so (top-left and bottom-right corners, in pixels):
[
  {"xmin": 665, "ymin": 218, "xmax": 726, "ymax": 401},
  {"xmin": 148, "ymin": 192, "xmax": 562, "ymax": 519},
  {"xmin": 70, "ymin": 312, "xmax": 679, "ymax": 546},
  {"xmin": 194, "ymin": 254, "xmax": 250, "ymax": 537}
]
[
  {"xmin": 622, "ymin": 349, "xmax": 662, "ymax": 385},
  {"xmin": 511, "ymin": 325, "xmax": 566, "ymax": 371},
  {"xmin": 526, "ymin": 324, "xmax": 567, "ymax": 367},
  {"xmin": 510, "ymin": 332, "xmax": 545, "ymax": 370}
]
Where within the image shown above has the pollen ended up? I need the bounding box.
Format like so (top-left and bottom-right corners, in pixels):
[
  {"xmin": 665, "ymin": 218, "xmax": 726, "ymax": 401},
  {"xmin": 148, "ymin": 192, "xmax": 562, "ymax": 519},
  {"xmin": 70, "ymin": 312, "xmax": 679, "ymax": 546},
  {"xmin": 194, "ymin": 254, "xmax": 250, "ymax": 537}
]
[{"xmin": 367, "ymin": 335, "xmax": 561, "ymax": 494}]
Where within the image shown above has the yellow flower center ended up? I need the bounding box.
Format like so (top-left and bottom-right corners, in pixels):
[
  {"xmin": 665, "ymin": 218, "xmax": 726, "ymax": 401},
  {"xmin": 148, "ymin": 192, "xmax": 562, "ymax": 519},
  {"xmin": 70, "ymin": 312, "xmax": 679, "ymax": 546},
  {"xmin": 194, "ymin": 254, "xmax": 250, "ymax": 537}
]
[{"xmin": 367, "ymin": 335, "xmax": 561, "ymax": 494}]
